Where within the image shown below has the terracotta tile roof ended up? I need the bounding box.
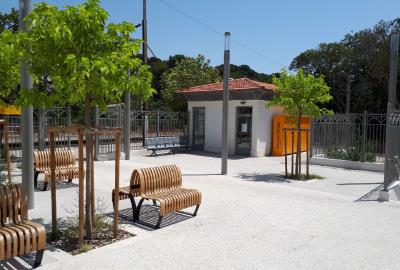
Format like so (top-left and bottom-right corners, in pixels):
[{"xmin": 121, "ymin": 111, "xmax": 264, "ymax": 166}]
[{"xmin": 177, "ymin": 78, "xmax": 276, "ymax": 93}]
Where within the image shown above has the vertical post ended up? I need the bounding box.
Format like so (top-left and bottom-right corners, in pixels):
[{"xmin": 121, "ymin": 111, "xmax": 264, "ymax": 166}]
[
  {"xmin": 144, "ymin": 115, "xmax": 149, "ymax": 140},
  {"xmin": 384, "ymin": 33, "xmax": 399, "ymax": 190},
  {"xmin": 291, "ymin": 130, "xmax": 294, "ymax": 177},
  {"xmin": 20, "ymin": 0, "xmax": 34, "ymax": 209},
  {"xmin": 113, "ymin": 131, "xmax": 121, "ymax": 238},
  {"xmin": 284, "ymin": 128, "xmax": 287, "ymax": 177},
  {"xmin": 345, "ymin": 75, "xmax": 353, "ymax": 114},
  {"xmin": 221, "ymin": 32, "xmax": 231, "ymax": 175},
  {"xmin": 67, "ymin": 105, "xmax": 72, "ymax": 150},
  {"xmin": 50, "ymin": 132, "xmax": 57, "ymax": 234},
  {"xmin": 142, "ymin": 0, "xmax": 148, "ymax": 65},
  {"xmin": 361, "ymin": 110, "xmax": 367, "ymax": 162},
  {"xmin": 78, "ymin": 131, "xmax": 84, "ymax": 243},
  {"xmin": 124, "ymin": 90, "xmax": 131, "ymax": 160},
  {"xmin": 157, "ymin": 109, "xmax": 160, "ymax": 137},
  {"xmin": 91, "ymin": 133, "xmax": 95, "ymax": 224},
  {"xmin": 94, "ymin": 106, "xmax": 99, "ymax": 160},
  {"xmin": 3, "ymin": 121, "xmax": 12, "ymax": 184},
  {"xmin": 306, "ymin": 129, "xmax": 310, "ymax": 179},
  {"xmin": 38, "ymin": 109, "xmax": 45, "ymax": 150}
]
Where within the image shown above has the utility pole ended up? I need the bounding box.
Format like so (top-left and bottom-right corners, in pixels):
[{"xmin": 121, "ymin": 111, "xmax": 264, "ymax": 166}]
[
  {"xmin": 383, "ymin": 33, "xmax": 399, "ymax": 191},
  {"xmin": 142, "ymin": 0, "xmax": 148, "ymax": 66},
  {"xmin": 221, "ymin": 32, "xmax": 230, "ymax": 175},
  {"xmin": 19, "ymin": 0, "xmax": 34, "ymax": 209},
  {"xmin": 345, "ymin": 74, "xmax": 355, "ymax": 114}
]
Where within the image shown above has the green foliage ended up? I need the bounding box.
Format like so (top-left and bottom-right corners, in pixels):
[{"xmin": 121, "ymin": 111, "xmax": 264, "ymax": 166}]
[
  {"xmin": 161, "ymin": 54, "xmax": 221, "ymax": 111},
  {"xmin": 291, "ymin": 18, "xmax": 400, "ymax": 113},
  {"xmin": 0, "ymin": 8, "xmax": 19, "ymax": 33},
  {"xmin": 0, "ymin": 30, "xmax": 21, "ymax": 104},
  {"xmin": 326, "ymin": 144, "xmax": 376, "ymax": 162},
  {"xmin": 215, "ymin": 64, "xmax": 275, "ymax": 83},
  {"xmin": 13, "ymin": 0, "xmax": 153, "ymax": 110},
  {"xmin": 267, "ymin": 69, "xmax": 333, "ymax": 119}
]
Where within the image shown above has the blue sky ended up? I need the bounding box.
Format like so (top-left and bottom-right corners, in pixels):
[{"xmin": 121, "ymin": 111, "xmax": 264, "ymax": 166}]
[{"xmin": 1, "ymin": 0, "xmax": 400, "ymax": 74}]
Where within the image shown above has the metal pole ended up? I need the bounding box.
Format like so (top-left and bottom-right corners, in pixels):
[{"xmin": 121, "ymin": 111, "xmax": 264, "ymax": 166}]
[
  {"xmin": 383, "ymin": 33, "xmax": 399, "ymax": 190},
  {"xmin": 19, "ymin": 0, "xmax": 34, "ymax": 209},
  {"xmin": 157, "ymin": 109, "xmax": 160, "ymax": 136},
  {"xmin": 67, "ymin": 105, "xmax": 72, "ymax": 149},
  {"xmin": 38, "ymin": 109, "xmax": 45, "ymax": 150},
  {"xmin": 124, "ymin": 90, "xmax": 131, "ymax": 160},
  {"xmin": 94, "ymin": 106, "xmax": 99, "ymax": 160},
  {"xmin": 221, "ymin": 32, "xmax": 230, "ymax": 175},
  {"xmin": 143, "ymin": 0, "xmax": 148, "ymax": 65},
  {"xmin": 345, "ymin": 75, "xmax": 353, "ymax": 114}
]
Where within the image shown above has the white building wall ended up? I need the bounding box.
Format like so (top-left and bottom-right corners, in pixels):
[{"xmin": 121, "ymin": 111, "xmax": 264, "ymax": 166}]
[{"xmin": 188, "ymin": 100, "xmax": 275, "ymax": 157}]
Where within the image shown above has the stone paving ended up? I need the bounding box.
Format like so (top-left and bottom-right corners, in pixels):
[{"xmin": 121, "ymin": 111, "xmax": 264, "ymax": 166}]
[{"xmin": 3, "ymin": 151, "xmax": 400, "ymax": 270}]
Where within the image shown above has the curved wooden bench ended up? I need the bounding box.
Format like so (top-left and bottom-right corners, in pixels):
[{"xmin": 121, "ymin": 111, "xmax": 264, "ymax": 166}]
[
  {"xmin": 34, "ymin": 149, "xmax": 80, "ymax": 191},
  {"xmin": 0, "ymin": 184, "xmax": 46, "ymax": 267},
  {"xmin": 135, "ymin": 165, "xmax": 201, "ymax": 228},
  {"xmin": 112, "ymin": 169, "xmax": 141, "ymax": 217}
]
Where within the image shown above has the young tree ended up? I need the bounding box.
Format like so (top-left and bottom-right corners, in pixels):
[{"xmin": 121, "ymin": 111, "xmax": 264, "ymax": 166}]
[
  {"xmin": 267, "ymin": 69, "xmax": 332, "ymax": 179},
  {"xmin": 15, "ymin": 0, "xmax": 153, "ymax": 238},
  {"xmin": 0, "ymin": 31, "xmax": 20, "ymax": 103},
  {"xmin": 161, "ymin": 55, "xmax": 221, "ymax": 111}
]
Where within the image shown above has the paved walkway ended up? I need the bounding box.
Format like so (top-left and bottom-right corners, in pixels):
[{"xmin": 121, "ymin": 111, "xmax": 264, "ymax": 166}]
[{"xmin": 5, "ymin": 152, "xmax": 400, "ymax": 270}]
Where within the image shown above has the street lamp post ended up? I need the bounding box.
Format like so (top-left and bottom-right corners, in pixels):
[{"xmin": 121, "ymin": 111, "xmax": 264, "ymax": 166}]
[
  {"xmin": 19, "ymin": 0, "xmax": 34, "ymax": 209},
  {"xmin": 221, "ymin": 32, "xmax": 230, "ymax": 175}
]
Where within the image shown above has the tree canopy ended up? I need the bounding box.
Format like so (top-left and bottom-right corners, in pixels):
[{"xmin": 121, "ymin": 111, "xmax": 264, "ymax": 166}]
[
  {"xmin": 14, "ymin": 0, "xmax": 153, "ymax": 110},
  {"xmin": 268, "ymin": 69, "xmax": 333, "ymax": 119},
  {"xmin": 160, "ymin": 55, "xmax": 221, "ymax": 111},
  {"xmin": 291, "ymin": 18, "xmax": 400, "ymax": 113}
]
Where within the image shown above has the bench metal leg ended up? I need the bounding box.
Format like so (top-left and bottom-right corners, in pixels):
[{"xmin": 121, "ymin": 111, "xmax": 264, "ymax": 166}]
[
  {"xmin": 193, "ymin": 204, "xmax": 200, "ymax": 217},
  {"xmin": 68, "ymin": 179, "xmax": 72, "ymax": 183},
  {"xmin": 130, "ymin": 196, "xmax": 137, "ymax": 220},
  {"xmin": 33, "ymin": 249, "xmax": 44, "ymax": 268},
  {"xmin": 134, "ymin": 198, "xmax": 145, "ymax": 221},
  {"xmin": 155, "ymin": 215, "xmax": 163, "ymax": 229},
  {"xmin": 152, "ymin": 199, "xmax": 157, "ymax": 206},
  {"xmin": 34, "ymin": 172, "xmax": 41, "ymax": 188},
  {"xmin": 42, "ymin": 181, "xmax": 48, "ymax": 191}
]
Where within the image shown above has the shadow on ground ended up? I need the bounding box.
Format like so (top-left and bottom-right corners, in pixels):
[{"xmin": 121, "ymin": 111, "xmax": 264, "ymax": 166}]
[
  {"xmin": 237, "ymin": 173, "xmax": 292, "ymax": 183},
  {"xmin": 34, "ymin": 180, "xmax": 78, "ymax": 192},
  {"xmin": 110, "ymin": 205, "xmax": 194, "ymax": 231},
  {"xmin": 354, "ymin": 184, "xmax": 384, "ymax": 202}
]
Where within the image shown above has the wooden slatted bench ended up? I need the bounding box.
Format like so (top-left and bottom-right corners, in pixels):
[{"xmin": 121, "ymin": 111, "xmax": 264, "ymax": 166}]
[
  {"xmin": 113, "ymin": 165, "xmax": 201, "ymax": 228},
  {"xmin": 34, "ymin": 149, "xmax": 80, "ymax": 191},
  {"xmin": 136, "ymin": 165, "xmax": 201, "ymax": 228},
  {"xmin": 0, "ymin": 184, "xmax": 46, "ymax": 267}
]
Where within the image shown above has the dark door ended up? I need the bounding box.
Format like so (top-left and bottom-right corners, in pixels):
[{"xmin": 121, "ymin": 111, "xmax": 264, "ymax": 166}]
[
  {"xmin": 192, "ymin": 107, "xmax": 205, "ymax": 150},
  {"xmin": 236, "ymin": 107, "xmax": 252, "ymax": 155}
]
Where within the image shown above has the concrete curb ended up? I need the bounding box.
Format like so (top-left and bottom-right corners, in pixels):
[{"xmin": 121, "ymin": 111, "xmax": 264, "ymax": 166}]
[{"xmin": 310, "ymin": 157, "xmax": 384, "ymax": 172}]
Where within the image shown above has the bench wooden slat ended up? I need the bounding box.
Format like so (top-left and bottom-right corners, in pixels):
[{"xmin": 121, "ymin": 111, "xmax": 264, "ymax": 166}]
[
  {"xmin": 0, "ymin": 184, "xmax": 45, "ymax": 266},
  {"xmin": 34, "ymin": 149, "xmax": 82, "ymax": 191}
]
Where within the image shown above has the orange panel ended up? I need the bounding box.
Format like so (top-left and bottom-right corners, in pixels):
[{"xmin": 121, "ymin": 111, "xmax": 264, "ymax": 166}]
[
  {"xmin": 272, "ymin": 115, "xmax": 310, "ymax": 156},
  {"xmin": 0, "ymin": 106, "xmax": 21, "ymax": 116}
]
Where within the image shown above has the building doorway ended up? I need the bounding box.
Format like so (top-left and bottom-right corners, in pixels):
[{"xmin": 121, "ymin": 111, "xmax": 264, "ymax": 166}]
[
  {"xmin": 192, "ymin": 107, "xmax": 205, "ymax": 150},
  {"xmin": 236, "ymin": 107, "xmax": 252, "ymax": 155}
]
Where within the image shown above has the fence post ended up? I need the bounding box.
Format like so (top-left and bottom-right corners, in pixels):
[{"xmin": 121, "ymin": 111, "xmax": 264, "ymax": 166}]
[
  {"xmin": 157, "ymin": 109, "xmax": 160, "ymax": 137},
  {"xmin": 144, "ymin": 115, "xmax": 149, "ymax": 141},
  {"xmin": 67, "ymin": 105, "xmax": 71, "ymax": 150},
  {"xmin": 361, "ymin": 110, "xmax": 367, "ymax": 162},
  {"xmin": 37, "ymin": 109, "xmax": 45, "ymax": 150}
]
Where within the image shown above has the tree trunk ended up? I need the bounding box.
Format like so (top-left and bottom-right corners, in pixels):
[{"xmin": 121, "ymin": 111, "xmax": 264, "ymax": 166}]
[
  {"xmin": 84, "ymin": 95, "xmax": 93, "ymax": 239},
  {"xmin": 297, "ymin": 113, "xmax": 302, "ymax": 180}
]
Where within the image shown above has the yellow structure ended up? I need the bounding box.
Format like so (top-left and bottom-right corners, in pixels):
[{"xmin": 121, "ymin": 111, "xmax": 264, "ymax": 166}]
[
  {"xmin": 0, "ymin": 105, "xmax": 21, "ymax": 116},
  {"xmin": 272, "ymin": 114, "xmax": 311, "ymax": 156}
]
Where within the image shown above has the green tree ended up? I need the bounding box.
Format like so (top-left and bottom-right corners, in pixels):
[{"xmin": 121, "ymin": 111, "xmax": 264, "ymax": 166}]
[
  {"xmin": 0, "ymin": 8, "xmax": 19, "ymax": 33},
  {"xmin": 15, "ymin": 0, "xmax": 153, "ymax": 238},
  {"xmin": 161, "ymin": 55, "xmax": 221, "ymax": 111},
  {"xmin": 0, "ymin": 31, "xmax": 21, "ymax": 103},
  {"xmin": 291, "ymin": 18, "xmax": 400, "ymax": 113},
  {"xmin": 267, "ymin": 69, "xmax": 332, "ymax": 179}
]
